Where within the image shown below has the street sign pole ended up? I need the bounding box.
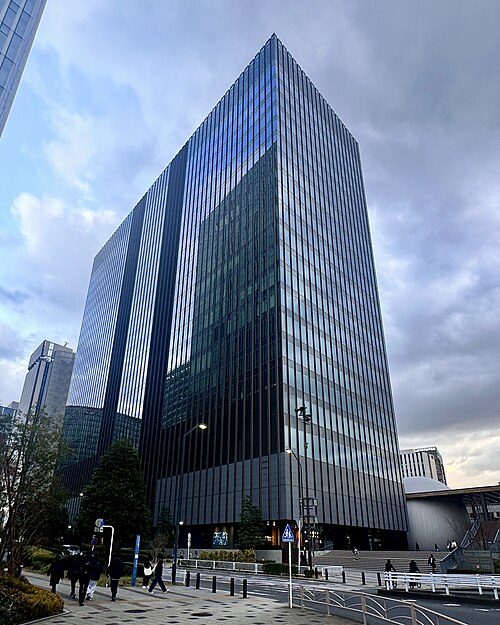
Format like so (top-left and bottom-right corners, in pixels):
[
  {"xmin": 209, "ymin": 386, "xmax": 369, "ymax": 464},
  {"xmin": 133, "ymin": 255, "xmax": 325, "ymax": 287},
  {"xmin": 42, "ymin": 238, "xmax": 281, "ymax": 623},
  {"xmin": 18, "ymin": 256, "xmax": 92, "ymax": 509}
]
[
  {"xmin": 131, "ymin": 535, "xmax": 140, "ymax": 587},
  {"xmin": 282, "ymin": 524, "xmax": 295, "ymax": 609}
]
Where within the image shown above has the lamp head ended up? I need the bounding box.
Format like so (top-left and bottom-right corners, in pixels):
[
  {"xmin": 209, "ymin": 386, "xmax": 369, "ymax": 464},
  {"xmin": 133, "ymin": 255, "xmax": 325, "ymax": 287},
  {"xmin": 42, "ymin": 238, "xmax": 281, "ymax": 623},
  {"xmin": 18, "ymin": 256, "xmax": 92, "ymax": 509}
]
[{"xmin": 198, "ymin": 423, "xmax": 208, "ymax": 430}]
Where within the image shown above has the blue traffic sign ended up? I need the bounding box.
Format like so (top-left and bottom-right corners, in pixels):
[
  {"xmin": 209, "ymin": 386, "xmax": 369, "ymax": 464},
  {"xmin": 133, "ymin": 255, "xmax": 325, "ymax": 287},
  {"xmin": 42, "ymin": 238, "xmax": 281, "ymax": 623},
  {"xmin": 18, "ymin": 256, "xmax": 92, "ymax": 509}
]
[{"xmin": 282, "ymin": 524, "xmax": 295, "ymax": 543}]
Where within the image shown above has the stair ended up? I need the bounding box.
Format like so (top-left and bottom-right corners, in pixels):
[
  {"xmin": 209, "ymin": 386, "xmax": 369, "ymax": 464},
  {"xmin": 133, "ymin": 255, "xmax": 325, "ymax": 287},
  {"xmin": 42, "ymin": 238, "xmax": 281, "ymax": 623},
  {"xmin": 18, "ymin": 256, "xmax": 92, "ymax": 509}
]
[{"xmin": 314, "ymin": 549, "xmax": 439, "ymax": 574}]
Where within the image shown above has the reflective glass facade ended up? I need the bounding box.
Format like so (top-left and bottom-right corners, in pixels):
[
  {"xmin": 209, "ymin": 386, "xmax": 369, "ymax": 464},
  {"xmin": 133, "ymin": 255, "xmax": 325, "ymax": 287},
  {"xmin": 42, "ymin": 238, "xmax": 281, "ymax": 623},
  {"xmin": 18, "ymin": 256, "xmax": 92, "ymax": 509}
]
[
  {"xmin": 63, "ymin": 35, "xmax": 407, "ymax": 547},
  {"xmin": 0, "ymin": 0, "xmax": 46, "ymax": 137}
]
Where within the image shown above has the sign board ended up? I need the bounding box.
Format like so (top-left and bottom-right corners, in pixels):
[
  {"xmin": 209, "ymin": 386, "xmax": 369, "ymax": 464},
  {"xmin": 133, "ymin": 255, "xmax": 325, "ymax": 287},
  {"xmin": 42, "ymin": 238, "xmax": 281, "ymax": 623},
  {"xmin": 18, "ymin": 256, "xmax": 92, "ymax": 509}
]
[
  {"xmin": 282, "ymin": 524, "xmax": 295, "ymax": 543},
  {"xmin": 94, "ymin": 518, "xmax": 104, "ymax": 533}
]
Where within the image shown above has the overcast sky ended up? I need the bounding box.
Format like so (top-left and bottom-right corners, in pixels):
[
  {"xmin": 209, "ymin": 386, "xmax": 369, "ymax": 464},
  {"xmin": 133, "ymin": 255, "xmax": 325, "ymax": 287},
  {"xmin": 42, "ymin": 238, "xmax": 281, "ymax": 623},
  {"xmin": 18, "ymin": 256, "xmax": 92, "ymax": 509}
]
[{"xmin": 1, "ymin": 0, "xmax": 499, "ymax": 489}]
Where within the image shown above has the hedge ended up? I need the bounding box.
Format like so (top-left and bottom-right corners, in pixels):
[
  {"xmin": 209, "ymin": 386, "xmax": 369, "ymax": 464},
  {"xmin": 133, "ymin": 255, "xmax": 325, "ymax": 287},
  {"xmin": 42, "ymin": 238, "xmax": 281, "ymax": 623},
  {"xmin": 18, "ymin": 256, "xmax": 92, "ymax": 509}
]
[
  {"xmin": 262, "ymin": 562, "xmax": 298, "ymax": 576},
  {"xmin": 0, "ymin": 574, "xmax": 64, "ymax": 625}
]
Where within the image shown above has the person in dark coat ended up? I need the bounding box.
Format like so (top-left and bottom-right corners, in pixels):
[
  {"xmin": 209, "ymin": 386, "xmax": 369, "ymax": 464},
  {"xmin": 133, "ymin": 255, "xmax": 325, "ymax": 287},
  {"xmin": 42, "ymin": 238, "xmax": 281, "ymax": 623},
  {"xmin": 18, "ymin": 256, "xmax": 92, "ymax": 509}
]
[
  {"xmin": 408, "ymin": 560, "xmax": 420, "ymax": 588},
  {"xmin": 142, "ymin": 555, "xmax": 153, "ymax": 589},
  {"xmin": 86, "ymin": 553, "xmax": 103, "ymax": 600},
  {"xmin": 47, "ymin": 555, "xmax": 64, "ymax": 593},
  {"xmin": 107, "ymin": 555, "xmax": 125, "ymax": 601},
  {"xmin": 148, "ymin": 558, "xmax": 168, "ymax": 593},
  {"xmin": 78, "ymin": 553, "xmax": 92, "ymax": 606},
  {"xmin": 66, "ymin": 553, "xmax": 81, "ymax": 598},
  {"xmin": 384, "ymin": 559, "xmax": 397, "ymax": 589},
  {"xmin": 428, "ymin": 553, "xmax": 437, "ymax": 573}
]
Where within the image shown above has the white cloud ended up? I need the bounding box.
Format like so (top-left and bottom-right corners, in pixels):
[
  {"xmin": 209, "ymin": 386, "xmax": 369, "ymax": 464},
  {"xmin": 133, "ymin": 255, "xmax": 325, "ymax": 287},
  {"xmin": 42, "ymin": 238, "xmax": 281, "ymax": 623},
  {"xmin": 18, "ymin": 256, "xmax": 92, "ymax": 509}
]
[
  {"xmin": 1, "ymin": 0, "xmax": 500, "ymax": 490},
  {"xmin": 0, "ymin": 192, "xmax": 119, "ymax": 401}
]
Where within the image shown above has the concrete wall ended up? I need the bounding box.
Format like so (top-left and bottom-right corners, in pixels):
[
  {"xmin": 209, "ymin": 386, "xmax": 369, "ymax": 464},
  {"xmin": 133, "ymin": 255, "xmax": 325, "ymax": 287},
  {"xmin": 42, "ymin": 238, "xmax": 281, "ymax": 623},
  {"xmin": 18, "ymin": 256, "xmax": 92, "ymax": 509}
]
[{"xmin": 406, "ymin": 498, "xmax": 470, "ymax": 551}]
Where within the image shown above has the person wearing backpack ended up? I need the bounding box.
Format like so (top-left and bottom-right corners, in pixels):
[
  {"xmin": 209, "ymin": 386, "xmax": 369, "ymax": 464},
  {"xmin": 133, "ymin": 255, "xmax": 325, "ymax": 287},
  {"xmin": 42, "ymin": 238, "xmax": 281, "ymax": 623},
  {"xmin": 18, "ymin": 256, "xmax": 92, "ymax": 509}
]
[{"xmin": 86, "ymin": 553, "xmax": 103, "ymax": 600}]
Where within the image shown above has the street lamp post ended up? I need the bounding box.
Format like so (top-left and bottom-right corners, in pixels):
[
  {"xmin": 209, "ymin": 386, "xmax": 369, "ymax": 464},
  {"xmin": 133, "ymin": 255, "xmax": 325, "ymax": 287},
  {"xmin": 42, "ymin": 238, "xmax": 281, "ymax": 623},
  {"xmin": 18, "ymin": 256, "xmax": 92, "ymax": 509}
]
[
  {"xmin": 285, "ymin": 448, "xmax": 304, "ymax": 566},
  {"xmin": 171, "ymin": 422, "xmax": 207, "ymax": 584},
  {"xmin": 296, "ymin": 405, "xmax": 313, "ymax": 569}
]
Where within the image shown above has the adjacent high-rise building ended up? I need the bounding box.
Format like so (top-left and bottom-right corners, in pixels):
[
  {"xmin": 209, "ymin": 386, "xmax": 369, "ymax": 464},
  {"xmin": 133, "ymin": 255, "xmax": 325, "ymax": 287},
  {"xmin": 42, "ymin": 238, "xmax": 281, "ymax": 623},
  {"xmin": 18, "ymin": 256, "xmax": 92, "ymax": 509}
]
[
  {"xmin": 0, "ymin": 0, "xmax": 46, "ymax": 137},
  {"xmin": 18, "ymin": 340, "xmax": 75, "ymax": 420},
  {"xmin": 62, "ymin": 35, "xmax": 408, "ymax": 549},
  {"xmin": 400, "ymin": 447, "xmax": 447, "ymax": 485}
]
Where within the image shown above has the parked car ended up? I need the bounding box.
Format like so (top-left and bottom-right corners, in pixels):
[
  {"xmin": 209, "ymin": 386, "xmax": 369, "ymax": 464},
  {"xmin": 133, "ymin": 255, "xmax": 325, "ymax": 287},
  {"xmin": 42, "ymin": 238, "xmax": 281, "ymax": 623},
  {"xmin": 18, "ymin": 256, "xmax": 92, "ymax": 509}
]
[{"xmin": 62, "ymin": 544, "xmax": 81, "ymax": 555}]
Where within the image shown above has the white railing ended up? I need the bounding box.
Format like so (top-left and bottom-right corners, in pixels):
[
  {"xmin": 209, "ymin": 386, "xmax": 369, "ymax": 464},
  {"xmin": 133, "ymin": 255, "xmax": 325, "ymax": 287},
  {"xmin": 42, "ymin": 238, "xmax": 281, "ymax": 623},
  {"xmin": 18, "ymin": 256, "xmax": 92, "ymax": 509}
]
[
  {"xmin": 295, "ymin": 585, "xmax": 469, "ymax": 625},
  {"xmin": 383, "ymin": 572, "xmax": 500, "ymax": 599},
  {"xmin": 179, "ymin": 559, "xmax": 263, "ymax": 574}
]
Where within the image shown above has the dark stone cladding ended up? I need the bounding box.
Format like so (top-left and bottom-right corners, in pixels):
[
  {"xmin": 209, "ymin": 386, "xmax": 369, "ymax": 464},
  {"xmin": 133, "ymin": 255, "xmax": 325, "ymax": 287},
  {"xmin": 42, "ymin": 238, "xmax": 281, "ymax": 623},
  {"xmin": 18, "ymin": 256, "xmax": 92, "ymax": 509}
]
[{"xmin": 139, "ymin": 145, "xmax": 189, "ymax": 504}]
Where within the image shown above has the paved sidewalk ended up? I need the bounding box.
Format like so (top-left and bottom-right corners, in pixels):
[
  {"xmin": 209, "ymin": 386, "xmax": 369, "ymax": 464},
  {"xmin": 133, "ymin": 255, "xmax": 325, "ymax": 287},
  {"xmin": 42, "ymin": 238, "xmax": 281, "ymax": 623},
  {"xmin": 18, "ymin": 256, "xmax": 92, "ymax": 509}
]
[{"xmin": 26, "ymin": 572, "xmax": 354, "ymax": 625}]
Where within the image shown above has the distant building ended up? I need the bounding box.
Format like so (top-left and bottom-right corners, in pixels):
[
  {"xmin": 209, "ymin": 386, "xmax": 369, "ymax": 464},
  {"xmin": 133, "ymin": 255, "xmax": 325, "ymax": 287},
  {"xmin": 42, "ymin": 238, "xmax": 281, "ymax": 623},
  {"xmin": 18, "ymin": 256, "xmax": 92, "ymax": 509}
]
[
  {"xmin": 18, "ymin": 340, "xmax": 75, "ymax": 421},
  {"xmin": 0, "ymin": 400, "xmax": 18, "ymax": 417},
  {"xmin": 0, "ymin": 401, "xmax": 18, "ymax": 443},
  {"xmin": 400, "ymin": 446, "xmax": 447, "ymax": 485},
  {"xmin": 0, "ymin": 0, "xmax": 47, "ymax": 137}
]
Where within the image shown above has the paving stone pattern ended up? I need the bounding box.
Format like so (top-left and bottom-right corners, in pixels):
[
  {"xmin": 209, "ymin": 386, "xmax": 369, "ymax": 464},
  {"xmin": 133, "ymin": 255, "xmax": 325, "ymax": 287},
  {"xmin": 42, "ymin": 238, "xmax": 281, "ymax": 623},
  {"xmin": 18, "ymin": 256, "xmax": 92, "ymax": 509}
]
[{"xmin": 26, "ymin": 572, "xmax": 353, "ymax": 625}]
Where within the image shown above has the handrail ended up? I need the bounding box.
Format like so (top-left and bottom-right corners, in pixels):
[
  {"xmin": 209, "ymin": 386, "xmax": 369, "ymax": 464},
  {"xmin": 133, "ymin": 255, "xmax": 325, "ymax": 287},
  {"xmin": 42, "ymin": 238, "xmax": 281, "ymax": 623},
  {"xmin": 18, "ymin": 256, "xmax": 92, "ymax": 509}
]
[
  {"xmin": 383, "ymin": 571, "xmax": 499, "ymax": 599},
  {"xmin": 294, "ymin": 585, "xmax": 469, "ymax": 625},
  {"xmin": 461, "ymin": 518, "xmax": 481, "ymax": 548}
]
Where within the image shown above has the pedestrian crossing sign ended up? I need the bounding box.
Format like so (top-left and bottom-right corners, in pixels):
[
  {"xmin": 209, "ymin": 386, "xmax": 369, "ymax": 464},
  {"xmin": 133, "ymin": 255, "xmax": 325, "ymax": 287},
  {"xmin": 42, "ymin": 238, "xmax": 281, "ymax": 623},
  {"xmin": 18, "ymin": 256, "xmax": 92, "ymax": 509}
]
[{"xmin": 282, "ymin": 524, "xmax": 294, "ymax": 543}]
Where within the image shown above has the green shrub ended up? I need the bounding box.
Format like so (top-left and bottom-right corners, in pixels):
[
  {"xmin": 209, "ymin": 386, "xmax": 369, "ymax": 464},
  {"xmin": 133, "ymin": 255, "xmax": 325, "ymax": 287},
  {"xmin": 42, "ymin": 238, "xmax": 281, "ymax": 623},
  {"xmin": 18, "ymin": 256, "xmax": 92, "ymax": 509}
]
[
  {"xmin": 262, "ymin": 562, "xmax": 298, "ymax": 576},
  {"xmin": 304, "ymin": 569, "xmax": 315, "ymax": 578},
  {"xmin": 234, "ymin": 549, "xmax": 256, "ymax": 563},
  {"xmin": 199, "ymin": 549, "xmax": 256, "ymax": 563},
  {"xmin": 27, "ymin": 547, "xmax": 56, "ymax": 573},
  {"xmin": 0, "ymin": 574, "xmax": 63, "ymax": 625}
]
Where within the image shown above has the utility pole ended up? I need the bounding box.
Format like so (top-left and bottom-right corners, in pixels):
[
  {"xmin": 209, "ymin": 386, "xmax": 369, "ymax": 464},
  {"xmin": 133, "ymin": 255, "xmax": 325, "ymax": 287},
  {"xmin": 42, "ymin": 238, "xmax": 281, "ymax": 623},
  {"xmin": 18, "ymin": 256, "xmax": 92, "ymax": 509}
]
[{"xmin": 296, "ymin": 405, "xmax": 316, "ymax": 570}]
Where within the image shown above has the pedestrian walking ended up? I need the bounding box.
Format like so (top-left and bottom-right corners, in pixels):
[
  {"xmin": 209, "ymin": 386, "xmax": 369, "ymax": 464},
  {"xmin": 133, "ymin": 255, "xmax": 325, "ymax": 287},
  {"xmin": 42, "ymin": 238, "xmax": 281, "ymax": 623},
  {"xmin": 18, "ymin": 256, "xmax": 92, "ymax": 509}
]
[
  {"xmin": 352, "ymin": 547, "xmax": 359, "ymax": 560},
  {"xmin": 148, "ymin": 557, "xmax": 168, "ymax": 594},
  {"xmin": 428, "ymin": 553, "xmax": 437, "ymax": 573},
  {"xmin": 107, "ymin": 555, "xmax": 125, "ymax": 601},
  {"xmin": 434, "ymin": 543, "xmax": 440, "ymax": 551},
  {"xmin": 415, "ymin": 542, "xmax": 420, "ymax": 551},
  {"xmin": 78, "ymin": 553, "xmax": 92, "ymax": 606},
  {"xmin": 47, "ymin": 555, "xmax": 64, "ymax": 593},
  {"xmin": 66, "ymin": 553, "xmax": 81, "ymax": 598},
  {"xmin": 86, "ymin": 553, "xmax": 103, "ymax": 600},
  {"xmin": 142, "ymin": 555, "xmax": 153, "ymax": 589},
  {"xmin": 384, "ymin": 559, "xmax": 397, "ymax": 589}
]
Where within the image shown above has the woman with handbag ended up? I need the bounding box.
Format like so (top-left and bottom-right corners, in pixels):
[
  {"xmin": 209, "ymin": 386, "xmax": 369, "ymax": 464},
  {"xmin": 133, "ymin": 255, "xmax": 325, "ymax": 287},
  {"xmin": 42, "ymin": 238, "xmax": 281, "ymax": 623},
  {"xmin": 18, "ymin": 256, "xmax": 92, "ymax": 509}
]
[{"xmin": 142, "ymin": 556, "xmax": 153, "ymax": 589}]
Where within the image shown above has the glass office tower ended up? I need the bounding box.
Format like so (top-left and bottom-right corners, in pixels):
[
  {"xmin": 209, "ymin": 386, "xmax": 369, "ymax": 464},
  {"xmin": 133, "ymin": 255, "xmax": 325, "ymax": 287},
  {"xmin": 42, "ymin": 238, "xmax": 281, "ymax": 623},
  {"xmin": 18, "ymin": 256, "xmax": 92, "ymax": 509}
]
[
  {"xmin": 0, "ymin": 0, "xmax": 46, "ymax": 137},
  {"xmin": 63, "ymin": 35, "xmax": 408, "ymax": 548}
]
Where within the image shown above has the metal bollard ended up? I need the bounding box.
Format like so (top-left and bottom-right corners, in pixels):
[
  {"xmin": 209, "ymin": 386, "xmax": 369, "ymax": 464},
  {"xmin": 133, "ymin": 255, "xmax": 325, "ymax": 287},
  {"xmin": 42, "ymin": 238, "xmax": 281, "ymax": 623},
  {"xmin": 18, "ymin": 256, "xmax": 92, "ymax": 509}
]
[
  {"xmin": 230, "ymin": 577, "xmax": 235, "ymax": 596},
  {"xmin": 185, "ymin": 571, "xmax": 190, "ymax": 587},
  {"xmin": 196, "ymin": 572, "xmax": 201, "ymax": 589},
  {"xmin": 212, "ymin": 575, "xmax": 217, "ymax": 593},
  {"xmin": 362, "ymin": 571, "xmax": 366, "ymax": 585},
  {"xmin": 342, "ymin": 570, "xmax": 346, "ymax": 583},
  {"xmin": 377, "ymin": 572, "xmax": 382, "ymax": 587},
  {"xmin": 315, "ymin": 567, "xmax": 319, "ymax": 579},
  {"xmin": 325, "ymin": 569, "xmax": 329, "ymax": 581},
  {"xmin": 243, "ymin": 579, "xmax": 248, "ymax": 598}
]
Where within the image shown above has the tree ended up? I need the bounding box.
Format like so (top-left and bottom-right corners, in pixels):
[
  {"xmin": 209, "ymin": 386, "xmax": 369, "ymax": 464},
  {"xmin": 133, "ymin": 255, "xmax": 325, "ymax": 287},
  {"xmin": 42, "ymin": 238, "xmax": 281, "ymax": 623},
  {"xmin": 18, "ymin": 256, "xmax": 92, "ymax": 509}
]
[
  {"xmin": 145, "ymin": 505, "xmax": 174, "ymax": 563},
  {"xmin": 0, "ymin": 410, "xmax": 67, "ymax": 575},
  {"xmin": 236, "ymin": 496, "xmax": 265, "ymax": 550},
  {"xmin": 76, "ymin": 440, "xmax": 150, "ymax": 545},
  {"xmin": 156, "ymin": 505, "xmax": 174, "ymax": 547}
]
